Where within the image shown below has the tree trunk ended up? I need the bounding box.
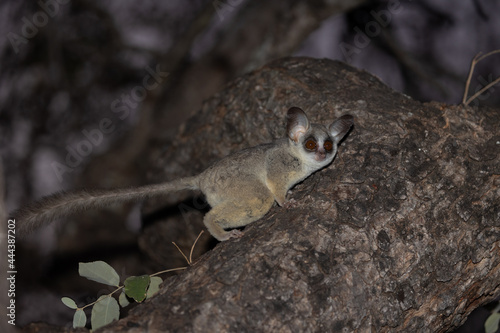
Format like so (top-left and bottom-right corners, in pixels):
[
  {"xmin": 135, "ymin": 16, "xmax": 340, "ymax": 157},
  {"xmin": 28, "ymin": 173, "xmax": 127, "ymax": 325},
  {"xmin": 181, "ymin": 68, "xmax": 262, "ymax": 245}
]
[{"xmin": 25, "ymin": 58, "xmax": 500, "ymax": 332}]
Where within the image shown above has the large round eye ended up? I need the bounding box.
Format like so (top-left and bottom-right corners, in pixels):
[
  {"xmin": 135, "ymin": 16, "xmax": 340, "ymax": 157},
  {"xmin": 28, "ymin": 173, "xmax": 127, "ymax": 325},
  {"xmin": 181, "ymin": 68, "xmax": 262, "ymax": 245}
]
[
  {"xmin": 305, "ymin": 139, "xmax": 317, "ymax": 150},
  {"xmin": 324, "ymin": 140, "xmax": 333, "ymax": 152}
]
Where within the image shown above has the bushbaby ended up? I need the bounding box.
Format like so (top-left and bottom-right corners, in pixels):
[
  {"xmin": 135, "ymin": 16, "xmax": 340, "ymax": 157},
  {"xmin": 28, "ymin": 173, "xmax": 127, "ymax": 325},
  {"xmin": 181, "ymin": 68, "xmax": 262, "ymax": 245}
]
[{"xmin": 15, "ymin": 107, "xmax": 353, "ymax": 241}]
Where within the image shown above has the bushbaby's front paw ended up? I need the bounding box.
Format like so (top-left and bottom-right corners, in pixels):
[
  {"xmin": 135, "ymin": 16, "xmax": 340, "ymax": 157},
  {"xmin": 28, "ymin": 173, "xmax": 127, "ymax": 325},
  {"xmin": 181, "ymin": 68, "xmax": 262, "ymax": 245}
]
[{"xmin": 219, "ymin": 229, "xmax": 244, "ymax": 241}]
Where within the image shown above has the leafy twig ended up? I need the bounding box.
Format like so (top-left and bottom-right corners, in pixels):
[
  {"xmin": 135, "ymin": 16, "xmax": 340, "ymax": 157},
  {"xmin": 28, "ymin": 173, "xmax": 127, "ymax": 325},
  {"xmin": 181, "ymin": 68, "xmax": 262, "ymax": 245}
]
[{"xmin": 62, "ymin": 230, "xmax": 204, "ymax": 330}]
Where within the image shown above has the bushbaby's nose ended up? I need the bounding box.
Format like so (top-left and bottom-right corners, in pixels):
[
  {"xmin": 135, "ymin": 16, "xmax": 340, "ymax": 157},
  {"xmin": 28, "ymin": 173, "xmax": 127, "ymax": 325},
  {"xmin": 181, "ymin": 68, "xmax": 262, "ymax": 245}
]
[{"xmin": 315, "ymin": 149, "xmax": 326, "ymax": 161}]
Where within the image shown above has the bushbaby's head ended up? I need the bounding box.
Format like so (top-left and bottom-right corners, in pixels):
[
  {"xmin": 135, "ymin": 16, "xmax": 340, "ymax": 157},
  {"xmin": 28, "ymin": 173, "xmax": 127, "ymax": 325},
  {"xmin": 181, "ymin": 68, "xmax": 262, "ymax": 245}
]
[{"xmin": 286, "ymin": 107, "xmax": 353, "ymax": 170}]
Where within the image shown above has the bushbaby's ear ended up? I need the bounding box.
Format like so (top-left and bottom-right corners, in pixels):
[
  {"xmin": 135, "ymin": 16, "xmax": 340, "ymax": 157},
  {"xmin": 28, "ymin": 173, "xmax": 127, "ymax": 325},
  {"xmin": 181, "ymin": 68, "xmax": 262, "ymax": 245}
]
[
  {"xmin": 329, "ymin": 115, "xmax": 354, "ymax": 143},
  {"xmin": 286, "ymin": 107, "xmax": 310, "ymax": 143}
]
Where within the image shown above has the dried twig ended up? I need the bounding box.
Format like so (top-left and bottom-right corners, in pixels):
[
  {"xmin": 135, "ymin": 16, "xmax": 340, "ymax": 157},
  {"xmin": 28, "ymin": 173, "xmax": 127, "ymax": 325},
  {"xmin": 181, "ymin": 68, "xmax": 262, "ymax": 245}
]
[
  {"xmin": 189, "ymin": 231, "xmax": 204, "ymax": 264},
  {"xmin": 462, "ymin": 49, "xmax": 500, "ymax": 106},
  {"xmin": 172, "ymin": 230, "xmax": 205, "ymax": 265}
]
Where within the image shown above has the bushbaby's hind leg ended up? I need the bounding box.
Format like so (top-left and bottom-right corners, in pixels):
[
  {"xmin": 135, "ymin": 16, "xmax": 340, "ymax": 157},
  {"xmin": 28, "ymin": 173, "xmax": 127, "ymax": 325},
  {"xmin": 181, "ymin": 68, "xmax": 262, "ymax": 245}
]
[{"xmin": 203, "ymin": 195, "xmax": 275, "ymax": 241}]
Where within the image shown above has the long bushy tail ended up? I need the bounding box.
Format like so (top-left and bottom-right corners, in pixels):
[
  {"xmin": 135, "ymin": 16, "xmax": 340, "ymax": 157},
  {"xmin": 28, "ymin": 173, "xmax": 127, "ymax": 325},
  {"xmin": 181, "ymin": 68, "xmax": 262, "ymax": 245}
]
[{"xmin": 14, "ymin": 176, "xmax": 199, "ymax": 237}]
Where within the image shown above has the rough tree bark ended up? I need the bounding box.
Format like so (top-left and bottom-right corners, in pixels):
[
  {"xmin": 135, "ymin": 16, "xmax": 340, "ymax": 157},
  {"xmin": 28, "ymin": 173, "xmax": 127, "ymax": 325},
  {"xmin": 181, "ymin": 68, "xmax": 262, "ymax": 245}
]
[{"xmin": 25, "ymin": 58, "xmax": 499, "ymax": 332}]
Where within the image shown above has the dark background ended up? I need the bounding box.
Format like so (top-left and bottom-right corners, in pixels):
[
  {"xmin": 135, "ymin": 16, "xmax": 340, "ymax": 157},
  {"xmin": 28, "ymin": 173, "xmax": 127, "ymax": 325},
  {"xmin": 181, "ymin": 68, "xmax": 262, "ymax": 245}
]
[{"xmin": 1, "ymin": 0, "xmax": 499, "ymax": 331}]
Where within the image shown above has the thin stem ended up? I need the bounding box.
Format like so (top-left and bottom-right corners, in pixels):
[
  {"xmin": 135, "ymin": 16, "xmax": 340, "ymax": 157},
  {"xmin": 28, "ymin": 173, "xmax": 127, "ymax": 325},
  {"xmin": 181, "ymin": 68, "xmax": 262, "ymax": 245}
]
[
  {"xmin": 465, "ymin": 76, "xmax": 500, "ymax": 106},
  {"xmin": 150, "ymin": 266, "xmax": 187, "ymax": 277},
  {"xmin": 190, "ymin": 231, "xmax": 204, "ymax": 264},
  {"xmin": 80, "ymin": 286, "xmax": 124, "ymax": 310},
  {"xmin": 462, "ymin": 49, "xmax": 500, "ymax": 106},
  {"xmin": 462, "ymin": 54, "xmax": 479, "ymax": 104},
  {"xmin": 475, "ymin": 49, "xmax": 500, "ymax": 63},
  {"xmin": 172, "ymin": 241, "xmax": 190, "ymax": 265}
]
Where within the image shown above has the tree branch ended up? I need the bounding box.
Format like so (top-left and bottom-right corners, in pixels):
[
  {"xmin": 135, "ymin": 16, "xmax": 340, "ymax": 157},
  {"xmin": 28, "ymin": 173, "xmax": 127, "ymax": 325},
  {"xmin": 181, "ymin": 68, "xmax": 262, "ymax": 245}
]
[{"xmin": 24, "ymin": 57, "xmax": 498, "ymax": 333}]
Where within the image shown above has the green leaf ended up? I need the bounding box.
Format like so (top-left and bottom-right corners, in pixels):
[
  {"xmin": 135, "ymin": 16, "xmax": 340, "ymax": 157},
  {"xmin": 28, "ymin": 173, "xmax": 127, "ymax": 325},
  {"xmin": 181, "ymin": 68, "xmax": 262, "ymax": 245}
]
[
  {"xmin": 73, "ymin": 309, "xmax": 87, "ymax": 328},
  {"xmin": 146, "ymin": 276, "xmax": 163, "ymax": 299},
  {"xmin": 91, "ymin": 295, "xmax": 120, "ymax": 330},
  {"xmin": 61, "ymin": 297, "xmax": 78, "ymax": 309},
  {"xmin": 124, "ymin": 275, "xmax": 150, "ymax": 303},
  {"xmin": 485, "ymin": 312, "xmax": 500, "ymax": 333},
  {"xmin": 79, "ymin": 261, "xmax": 120, "ymax": 287},
  {"xmin": 119, "ymin": 291, "xmax": 130, "ymax": 307}
]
